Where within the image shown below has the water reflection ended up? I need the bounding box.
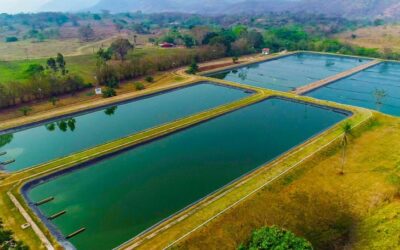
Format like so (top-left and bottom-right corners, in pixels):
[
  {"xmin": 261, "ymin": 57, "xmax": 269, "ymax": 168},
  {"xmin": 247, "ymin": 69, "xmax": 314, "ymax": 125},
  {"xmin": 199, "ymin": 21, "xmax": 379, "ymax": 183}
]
[
  {"xmin": 45, "ymin": 118, "xmax": 77, "ymax": 132},
  {"xmin": 0, "ymin": 134, "xmax": 13, "ymax": 149},
  {"xmin": 104, "ymin": 106, "xmax": 118, "ymax": 116}
]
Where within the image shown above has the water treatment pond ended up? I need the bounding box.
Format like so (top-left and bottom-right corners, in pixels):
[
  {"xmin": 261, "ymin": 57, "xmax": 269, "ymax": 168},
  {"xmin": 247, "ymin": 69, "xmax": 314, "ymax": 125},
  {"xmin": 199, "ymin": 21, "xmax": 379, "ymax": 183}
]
[
  {"xmin": 25, "ymin": 97, "xmax": 348, "ymax": 250},
  {"xmin": 306, "ymin": 62, "xmax": 400, "ymax": 116},
  {"xmin": 0, "ymin": 82, "xmax": 250, "ymax": 172},
  {"xmin": 208, "ymin": 52, "xmax": 369, "ymax": 91}
]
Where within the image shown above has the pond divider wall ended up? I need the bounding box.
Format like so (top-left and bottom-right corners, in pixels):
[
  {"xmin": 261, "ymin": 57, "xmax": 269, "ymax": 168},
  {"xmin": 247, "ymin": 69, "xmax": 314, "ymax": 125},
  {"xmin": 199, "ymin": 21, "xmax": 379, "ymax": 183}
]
[{"xmin": 294, "ymin": 60, "xmax": 382, "ymax": 95}]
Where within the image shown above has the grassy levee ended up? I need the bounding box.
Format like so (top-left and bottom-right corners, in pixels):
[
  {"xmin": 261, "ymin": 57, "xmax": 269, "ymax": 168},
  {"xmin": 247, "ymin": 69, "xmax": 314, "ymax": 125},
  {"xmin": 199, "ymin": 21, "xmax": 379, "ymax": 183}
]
[{"xmin": 0, "ymin": 81, "xmax": 266, "ymax": 249}]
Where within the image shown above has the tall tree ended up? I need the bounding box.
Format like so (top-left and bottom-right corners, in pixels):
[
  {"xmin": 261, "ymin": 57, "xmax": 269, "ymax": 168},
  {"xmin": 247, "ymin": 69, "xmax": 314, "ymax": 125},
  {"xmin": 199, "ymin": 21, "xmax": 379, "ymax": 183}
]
[
  {"xmin": 78, "ymin": 24, "xmax": 95, "ymax": 42},
  {"xmin": 46, "ymin": 58, "xmax": 58, "ymax": 72},
  {"xmin": 56, "ymin": 53, "xmax": 67, "ymax": 75},
  {"xmin": 109, "ymin": 38, "xmax": 134, "ymax": 61}
]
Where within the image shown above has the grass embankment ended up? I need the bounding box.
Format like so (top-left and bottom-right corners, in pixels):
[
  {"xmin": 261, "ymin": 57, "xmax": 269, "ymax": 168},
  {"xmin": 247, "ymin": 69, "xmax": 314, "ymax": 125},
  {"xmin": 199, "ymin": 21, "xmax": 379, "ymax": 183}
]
[
  {"xmin": 0, "ymin": 81, "xmax": 266, "ymax": 249},
  {"xmin": 172, "ymin": 113, "xmax": 400, "ymax": 250}
]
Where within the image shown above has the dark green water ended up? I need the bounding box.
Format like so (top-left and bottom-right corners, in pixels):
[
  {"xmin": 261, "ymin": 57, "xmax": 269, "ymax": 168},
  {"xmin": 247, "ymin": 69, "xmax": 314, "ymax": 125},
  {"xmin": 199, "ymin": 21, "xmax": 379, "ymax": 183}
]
[
  {"xmin": 26, "ymin": 98, "xmax": 347, "ymax": 250},
  {"xmin": 307, "ymin": 62, "xmax": 400, "ymax": 116},
  {"xmin": 208, "ymin": 52, "xmax": 369, "ymax": 91},
  {"xmin": 0, "ymin": 82, "xmax": 250, "ymax": 172}
]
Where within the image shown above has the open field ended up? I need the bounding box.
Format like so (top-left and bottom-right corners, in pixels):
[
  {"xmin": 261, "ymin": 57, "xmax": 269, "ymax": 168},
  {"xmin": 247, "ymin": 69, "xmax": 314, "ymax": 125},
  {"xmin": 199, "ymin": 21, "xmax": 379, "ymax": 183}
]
[
  {"xmin": 173, "ymin": 113, "xmax": 400, "ymax": 250},
  {"xmin": 0, "ymin": 33, "xmax": 154, "ymax": 61},
  {"xmin": 337, "ymin": 25, "xmax": 400, "ymax": 52}
]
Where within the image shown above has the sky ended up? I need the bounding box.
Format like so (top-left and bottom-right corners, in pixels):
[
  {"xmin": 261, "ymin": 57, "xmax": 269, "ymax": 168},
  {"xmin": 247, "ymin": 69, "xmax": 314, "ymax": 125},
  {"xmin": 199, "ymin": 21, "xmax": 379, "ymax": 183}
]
[{"xmin": 0, "ymin": 0, "xmax": 51, "ymax": 13}]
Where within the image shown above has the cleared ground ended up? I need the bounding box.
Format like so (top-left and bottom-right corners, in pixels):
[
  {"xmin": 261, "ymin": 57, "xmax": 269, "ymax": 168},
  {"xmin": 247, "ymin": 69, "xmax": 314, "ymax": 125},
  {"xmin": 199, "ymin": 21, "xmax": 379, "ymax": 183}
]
[
  {"xmin": 337, "ymin": 25, "xmax": 400, "ymax": 52},
  {"xmin": 0, "ymin": 33, "xmax": 154, "ymax": 61}
]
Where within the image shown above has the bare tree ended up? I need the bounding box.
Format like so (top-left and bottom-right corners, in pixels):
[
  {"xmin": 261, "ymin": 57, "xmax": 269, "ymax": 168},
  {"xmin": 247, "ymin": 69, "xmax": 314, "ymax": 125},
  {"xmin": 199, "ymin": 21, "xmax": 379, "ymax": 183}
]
[{"xmin": 373, "ymin": 88, "xmax": 387, "ymax": 112}]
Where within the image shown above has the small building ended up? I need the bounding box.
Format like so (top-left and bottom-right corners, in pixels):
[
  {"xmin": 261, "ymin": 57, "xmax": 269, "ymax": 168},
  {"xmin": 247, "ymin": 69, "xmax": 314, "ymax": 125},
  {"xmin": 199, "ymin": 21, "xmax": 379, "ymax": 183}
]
[
  {"xmin": 159, "ymin": 42, "xmax": 175, "ymax": 48},
  {"xmin": 262, "ymin": 48, "xmax": 270, "ymax": 55}
]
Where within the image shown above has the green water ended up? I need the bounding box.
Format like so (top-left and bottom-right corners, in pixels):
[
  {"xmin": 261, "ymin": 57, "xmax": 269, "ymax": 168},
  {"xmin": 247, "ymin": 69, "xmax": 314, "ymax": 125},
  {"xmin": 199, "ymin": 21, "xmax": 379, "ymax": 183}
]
[
  {"xmin": 307, "ymin": 62, "xmax": 400, "ymax": 116},
  {"xmin": 208, "ymin": 52, "xmax": 369, "ymax": 91},
  {"xmin": 0, "ymin": 82, "xmax": 250, "ymax": 172},
  {"xmin": 27, "ymin": 98, "xmax": 347, "ymax": 250}
]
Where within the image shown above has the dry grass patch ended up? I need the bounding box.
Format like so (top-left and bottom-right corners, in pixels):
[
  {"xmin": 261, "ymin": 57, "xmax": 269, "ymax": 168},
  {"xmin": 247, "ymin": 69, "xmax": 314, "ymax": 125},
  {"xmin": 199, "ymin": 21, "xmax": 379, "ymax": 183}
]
[{"xmin": 337, "ymin": 25, "xmax": 400, "ymax": 52}]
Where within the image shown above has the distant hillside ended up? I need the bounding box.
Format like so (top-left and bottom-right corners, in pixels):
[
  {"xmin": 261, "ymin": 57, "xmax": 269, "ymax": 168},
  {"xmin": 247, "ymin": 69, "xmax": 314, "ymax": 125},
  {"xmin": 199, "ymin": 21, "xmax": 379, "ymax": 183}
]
[
  {"xmin": 41, "ymin": 0, "xmax": 400, "ymax": 20},
  {"xmin": 41, "ymin": 0, "xmax": 99, "ymax": 12}
]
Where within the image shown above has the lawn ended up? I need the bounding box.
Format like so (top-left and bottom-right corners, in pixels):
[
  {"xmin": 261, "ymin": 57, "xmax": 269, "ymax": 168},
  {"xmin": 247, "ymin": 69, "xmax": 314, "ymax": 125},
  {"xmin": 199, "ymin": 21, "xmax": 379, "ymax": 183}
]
[
  {"xmin": 0, "ymin": 54, "xmax": 97, "ymax": 83},
  {"xmin": 173, "ymin": 113, "xmax": 400, "ymax": 250}
]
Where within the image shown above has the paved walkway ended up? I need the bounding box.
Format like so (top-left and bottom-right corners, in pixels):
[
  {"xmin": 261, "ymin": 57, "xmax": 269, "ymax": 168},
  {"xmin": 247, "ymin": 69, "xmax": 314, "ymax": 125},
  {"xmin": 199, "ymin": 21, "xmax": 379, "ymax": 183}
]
[
  {"xmin": 293, "ymin": 60, "xmax": 381, "ymax": 95},
  {"xmin": 7, "ymin": 191, "xmax": 54, "ymax": 250}
]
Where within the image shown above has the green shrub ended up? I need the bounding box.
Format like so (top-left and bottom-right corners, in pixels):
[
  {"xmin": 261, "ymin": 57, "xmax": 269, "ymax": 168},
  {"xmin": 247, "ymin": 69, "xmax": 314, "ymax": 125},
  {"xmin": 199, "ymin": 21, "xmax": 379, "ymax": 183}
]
[
  {"xmin": 5, "ymin": 36, "xmax": 18, "ymax": 42},
  {"xmin": 135, "ymin": 82, "xmax": 145, "ymax": 91},
  {"xmin": 239, "ymin": 226, "xmax": 313, "ymax": 250},
  {"xmin": 145, "ymin": 76, "xmax": 154, "ymax": 83},
  {"xmin": 102, "ymin": 87, "xmax": 117, "ymax": 98},
  {"xmin": 19, "ymin": 106, "xmax": 32, "ymax": 116}
]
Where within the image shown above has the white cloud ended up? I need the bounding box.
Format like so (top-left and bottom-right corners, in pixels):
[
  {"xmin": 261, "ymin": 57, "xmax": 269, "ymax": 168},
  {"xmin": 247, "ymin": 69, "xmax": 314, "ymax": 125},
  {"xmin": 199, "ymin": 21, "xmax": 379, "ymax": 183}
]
[{"xmin": 0, "ymin": 0, "xmax": 51, "ymax": 13}]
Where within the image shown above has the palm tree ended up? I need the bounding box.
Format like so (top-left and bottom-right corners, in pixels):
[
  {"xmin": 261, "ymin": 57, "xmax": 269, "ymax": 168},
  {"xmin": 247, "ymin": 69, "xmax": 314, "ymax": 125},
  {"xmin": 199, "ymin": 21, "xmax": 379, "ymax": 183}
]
[{"xmin": 339, "ymin": 122, "xmax": 352, "ymax": 175}]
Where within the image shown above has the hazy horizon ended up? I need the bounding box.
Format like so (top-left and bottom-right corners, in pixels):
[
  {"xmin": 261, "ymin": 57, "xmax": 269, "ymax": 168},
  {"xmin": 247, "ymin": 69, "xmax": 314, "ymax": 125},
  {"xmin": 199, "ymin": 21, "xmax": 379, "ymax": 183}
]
[{"xmin": 0, "ymin": 0, "xmax": 98, "ymax": 13}]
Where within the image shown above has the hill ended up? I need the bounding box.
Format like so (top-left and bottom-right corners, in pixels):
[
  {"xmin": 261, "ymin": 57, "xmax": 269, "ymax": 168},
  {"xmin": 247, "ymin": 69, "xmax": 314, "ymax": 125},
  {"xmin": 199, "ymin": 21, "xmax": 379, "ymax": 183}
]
[{"xmin": 83, "ymin": 0, "xmax": 400, "ymax": 19}]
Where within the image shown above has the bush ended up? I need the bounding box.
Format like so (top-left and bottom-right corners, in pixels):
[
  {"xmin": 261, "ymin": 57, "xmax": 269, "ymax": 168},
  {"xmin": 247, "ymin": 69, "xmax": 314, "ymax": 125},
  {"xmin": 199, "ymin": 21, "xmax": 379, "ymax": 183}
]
[
  {"xmin": 5, "ymin": 36, "xmax": 18, "ymax": 42},
  {"xmin": 239, "ymin": 226, "xmax": 313, "ymax": 250},
  {"xmin": 232, "ymin": 56, "xmax": 239, "ymax": 63},
  {"xmin": 186, "ymin": 60, "xmax": 199, "ymax": 74},
  {"xmin": 135, "ymin": 82, "xmax": 145, "ymax": 91},
  {"xmin": 19, "ymin": 106, "xmax": 32, "ymax": 116},
  {"xmin": 102, "ymin": 87, "xmax": 116, "ymax": 98},
  {"xmin": 145, "ymin": 76, "xmax": 154, "ymax": 83}
]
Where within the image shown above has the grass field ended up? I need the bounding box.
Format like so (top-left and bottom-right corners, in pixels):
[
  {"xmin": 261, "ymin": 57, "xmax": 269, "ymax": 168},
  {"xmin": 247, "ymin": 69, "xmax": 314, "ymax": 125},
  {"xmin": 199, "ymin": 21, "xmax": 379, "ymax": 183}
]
[
  {"xmin": 0, "ymin": 33, "xmax": 155, "ymax": 61},
  {"xmin": 174, "ymin": 113, "xmax": 400, "ymax": 250},
  {"xmin": 0, "ymin": 46, "xmax": 190, "ymax": 84},
  {"xmin": 337, "ymin": 25, "xmax": 400, "ymax": 52}
]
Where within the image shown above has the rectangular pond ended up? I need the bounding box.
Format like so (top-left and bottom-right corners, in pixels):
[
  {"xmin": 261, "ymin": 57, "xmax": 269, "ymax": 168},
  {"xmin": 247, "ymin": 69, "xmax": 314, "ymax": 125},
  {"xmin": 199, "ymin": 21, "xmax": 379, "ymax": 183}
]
[
  {"xmin": 306, "ymin": 62, "xmax": 400, "ymax": 116},
  {"xmin": 208, "ymin": 52, "xmax": 369, "ymax": 92},
  {"xmin": 0, "ymin": 82, "xmax": 251, "ymax": 172},
  {"xmin": 24, "ymin": 97, "xmax": 349, "ymax": 250}
]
